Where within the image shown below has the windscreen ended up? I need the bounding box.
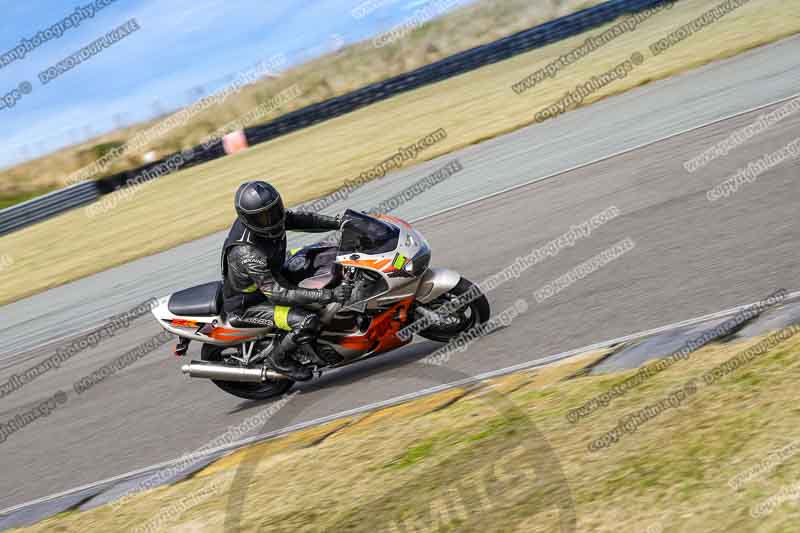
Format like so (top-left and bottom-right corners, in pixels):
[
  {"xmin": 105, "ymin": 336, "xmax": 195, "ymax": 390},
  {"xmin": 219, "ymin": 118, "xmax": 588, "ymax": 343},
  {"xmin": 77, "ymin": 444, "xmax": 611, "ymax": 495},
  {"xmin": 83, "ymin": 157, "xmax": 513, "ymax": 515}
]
[{"xmin": 339, "ymin": 210, "xmax": 399, "ymax": 255}]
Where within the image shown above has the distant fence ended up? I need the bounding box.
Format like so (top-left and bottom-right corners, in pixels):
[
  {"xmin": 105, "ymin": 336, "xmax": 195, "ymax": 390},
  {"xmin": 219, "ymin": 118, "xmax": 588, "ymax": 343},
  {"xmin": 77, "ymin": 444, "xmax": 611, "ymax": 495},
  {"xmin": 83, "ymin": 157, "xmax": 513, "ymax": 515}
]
[
  {"xmin": 0, "ymin": 181, "xmax": 98, "ymax": 236},
  {"xmin": 0, "ymin": 0, "xmax": 671, "ymax": 237}
]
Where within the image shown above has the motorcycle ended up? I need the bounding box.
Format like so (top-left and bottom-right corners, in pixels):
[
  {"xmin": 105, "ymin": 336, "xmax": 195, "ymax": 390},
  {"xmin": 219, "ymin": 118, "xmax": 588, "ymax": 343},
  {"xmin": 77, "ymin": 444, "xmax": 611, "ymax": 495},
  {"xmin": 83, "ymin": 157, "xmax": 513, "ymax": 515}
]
[{"xmin": 152, "ymin": 209, "xmax": 491, "ymax": 400}]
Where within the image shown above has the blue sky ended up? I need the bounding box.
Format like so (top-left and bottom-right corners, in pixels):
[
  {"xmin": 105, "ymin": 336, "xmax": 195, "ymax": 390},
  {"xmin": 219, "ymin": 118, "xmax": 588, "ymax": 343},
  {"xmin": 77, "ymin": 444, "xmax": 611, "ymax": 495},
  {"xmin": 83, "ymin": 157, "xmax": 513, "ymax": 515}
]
[{"xmin": 0, "ymin": 0, "xmax": 476, "ymax": 169}]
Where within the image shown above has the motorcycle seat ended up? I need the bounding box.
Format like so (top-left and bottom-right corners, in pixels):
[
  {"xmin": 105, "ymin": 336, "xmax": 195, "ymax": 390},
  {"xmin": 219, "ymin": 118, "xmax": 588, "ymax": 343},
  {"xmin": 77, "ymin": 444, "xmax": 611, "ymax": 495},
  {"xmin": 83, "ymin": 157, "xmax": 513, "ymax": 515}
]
[{"xmin": 168, "ymin": 281, "xmax": 223, "ymax": 316}]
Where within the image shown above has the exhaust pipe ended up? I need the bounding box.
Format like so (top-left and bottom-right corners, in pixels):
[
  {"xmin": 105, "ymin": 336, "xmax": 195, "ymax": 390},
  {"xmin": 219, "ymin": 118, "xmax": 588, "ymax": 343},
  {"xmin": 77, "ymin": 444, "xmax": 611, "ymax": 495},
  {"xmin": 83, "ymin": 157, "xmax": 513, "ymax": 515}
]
[{"xmin": 181, "ymin": 360, "xmax": 291, "ymax": 382}]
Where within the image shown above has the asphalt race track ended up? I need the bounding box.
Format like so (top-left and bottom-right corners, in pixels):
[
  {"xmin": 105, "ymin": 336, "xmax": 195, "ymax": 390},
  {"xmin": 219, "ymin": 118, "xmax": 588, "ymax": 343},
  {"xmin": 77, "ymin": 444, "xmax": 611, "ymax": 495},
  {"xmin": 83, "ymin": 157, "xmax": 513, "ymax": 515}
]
[{"xmin": 1, "ymin": 35, "xmax": 799, "ymax": 511}]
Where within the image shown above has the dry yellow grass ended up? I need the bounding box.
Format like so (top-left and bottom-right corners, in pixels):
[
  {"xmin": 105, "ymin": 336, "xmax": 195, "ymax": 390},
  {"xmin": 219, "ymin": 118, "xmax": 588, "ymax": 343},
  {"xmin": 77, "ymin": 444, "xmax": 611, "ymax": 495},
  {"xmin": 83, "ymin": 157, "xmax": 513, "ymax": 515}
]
[
  {"xmin": 1, "ymin": 0, "xmax": 798, "ymax": 306},
  {"xmin": 16, "ymin": 330, "xmax": 800, "ymax": 532}
]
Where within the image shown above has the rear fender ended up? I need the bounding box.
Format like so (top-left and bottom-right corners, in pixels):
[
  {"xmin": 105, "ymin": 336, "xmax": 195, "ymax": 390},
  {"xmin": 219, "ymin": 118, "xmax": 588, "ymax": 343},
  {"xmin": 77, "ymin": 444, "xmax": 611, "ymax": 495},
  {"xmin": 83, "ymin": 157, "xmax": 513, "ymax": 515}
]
[{"xmin": 151, "ymin": 295, "xmax": 266, "ymax": 345}]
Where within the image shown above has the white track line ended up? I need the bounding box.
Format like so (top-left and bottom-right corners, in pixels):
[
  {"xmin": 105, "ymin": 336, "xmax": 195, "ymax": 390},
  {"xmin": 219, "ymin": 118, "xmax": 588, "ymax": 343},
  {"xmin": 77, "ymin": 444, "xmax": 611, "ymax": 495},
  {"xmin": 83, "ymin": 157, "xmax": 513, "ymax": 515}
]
[
  {"xmin": 414, "ymin": 91, "xmax": 800, "ymax": 224},
  {"xmin": 4, "ymin": 289, "xmax": 799, "ymax": 516}
]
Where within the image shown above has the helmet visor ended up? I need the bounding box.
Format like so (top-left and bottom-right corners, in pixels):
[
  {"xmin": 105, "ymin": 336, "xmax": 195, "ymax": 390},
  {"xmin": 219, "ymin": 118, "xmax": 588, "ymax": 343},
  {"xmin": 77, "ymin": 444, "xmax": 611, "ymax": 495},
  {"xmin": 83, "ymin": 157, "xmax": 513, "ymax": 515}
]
[
  {"xmin": 242, "ymin": 202, "xmax": 285, "ymax": 230},
  {"xmin": 240, "ymin": 192, "xmax": 286, "ymax": 231}
]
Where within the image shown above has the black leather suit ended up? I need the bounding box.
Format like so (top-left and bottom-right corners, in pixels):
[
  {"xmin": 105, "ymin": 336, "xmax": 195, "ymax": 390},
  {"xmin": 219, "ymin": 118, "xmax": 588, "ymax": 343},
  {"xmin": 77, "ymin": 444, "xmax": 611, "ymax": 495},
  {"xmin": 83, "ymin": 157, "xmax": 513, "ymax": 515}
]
[{"xmin": 221, "ymin": 212, "xmax": 340, "ymax": 339}]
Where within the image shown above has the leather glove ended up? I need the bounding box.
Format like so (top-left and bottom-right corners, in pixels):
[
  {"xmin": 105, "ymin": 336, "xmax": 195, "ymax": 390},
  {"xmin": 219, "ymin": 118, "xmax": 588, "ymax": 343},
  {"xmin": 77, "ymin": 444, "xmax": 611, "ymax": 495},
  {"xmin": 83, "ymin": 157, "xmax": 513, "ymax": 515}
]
[{"xmin": 332, "ymin": 284, "xmax": 353, "ymax": 304}]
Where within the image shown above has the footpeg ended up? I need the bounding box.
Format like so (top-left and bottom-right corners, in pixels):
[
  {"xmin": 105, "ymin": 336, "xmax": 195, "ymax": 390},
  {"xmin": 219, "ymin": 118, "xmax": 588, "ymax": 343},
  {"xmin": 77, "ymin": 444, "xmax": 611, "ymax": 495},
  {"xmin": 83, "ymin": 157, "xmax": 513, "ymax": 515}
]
[{"xmin": 174, "ymin": 338, "xmax": 190, "ymax": 356}]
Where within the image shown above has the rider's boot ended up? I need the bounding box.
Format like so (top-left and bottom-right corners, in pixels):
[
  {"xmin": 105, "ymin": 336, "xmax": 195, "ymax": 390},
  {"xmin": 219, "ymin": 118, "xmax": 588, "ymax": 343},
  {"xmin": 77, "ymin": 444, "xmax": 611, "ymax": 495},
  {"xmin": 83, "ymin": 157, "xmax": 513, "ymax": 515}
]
[
  {"xmin": 266, "ymin": 315, "xmax": 322, "ymax": 381},
  {"xmin": 267, "ymin": 333, "xmax": 312, "ymax": 381}
]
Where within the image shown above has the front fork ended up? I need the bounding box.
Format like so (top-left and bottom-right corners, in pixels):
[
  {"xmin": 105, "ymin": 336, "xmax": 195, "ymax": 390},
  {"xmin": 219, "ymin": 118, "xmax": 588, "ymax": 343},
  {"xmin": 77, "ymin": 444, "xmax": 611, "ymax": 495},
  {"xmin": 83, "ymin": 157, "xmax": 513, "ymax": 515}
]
[{"xmin": 413, "ymin": 305, "xmax": 447, "ymax": 328}]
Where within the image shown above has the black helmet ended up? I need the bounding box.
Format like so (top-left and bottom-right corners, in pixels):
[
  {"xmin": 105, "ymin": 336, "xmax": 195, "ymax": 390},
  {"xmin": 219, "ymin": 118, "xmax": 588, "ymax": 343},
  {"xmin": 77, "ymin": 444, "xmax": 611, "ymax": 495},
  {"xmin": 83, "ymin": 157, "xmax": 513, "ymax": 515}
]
[{"xmin": 234, "ymin": 181, "xmax": 286, "ymax": 239}]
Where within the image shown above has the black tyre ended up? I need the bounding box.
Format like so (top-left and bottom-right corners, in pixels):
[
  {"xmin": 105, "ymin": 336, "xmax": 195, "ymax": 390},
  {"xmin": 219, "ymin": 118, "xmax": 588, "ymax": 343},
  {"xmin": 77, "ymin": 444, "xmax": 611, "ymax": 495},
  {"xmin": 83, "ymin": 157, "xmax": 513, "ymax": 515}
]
[
  {"xmin": 201, "ymin": 344, "xmax": 294, "ymax": 401},
  {"xmin": 418, "ymin": 277, "xmax": 491, "ymax": 342}
]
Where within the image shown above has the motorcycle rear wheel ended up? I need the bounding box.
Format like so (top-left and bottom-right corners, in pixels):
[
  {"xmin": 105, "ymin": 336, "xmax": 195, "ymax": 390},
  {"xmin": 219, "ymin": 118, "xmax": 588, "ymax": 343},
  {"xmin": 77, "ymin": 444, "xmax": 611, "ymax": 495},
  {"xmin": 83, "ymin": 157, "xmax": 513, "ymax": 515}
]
[
  {"xmin": 418, "ymin": 277, "xmax": 491, "ymax": 342},
  {"xmin": 201, "ymin": 344, "xmax": 294, "ymax": 401}
]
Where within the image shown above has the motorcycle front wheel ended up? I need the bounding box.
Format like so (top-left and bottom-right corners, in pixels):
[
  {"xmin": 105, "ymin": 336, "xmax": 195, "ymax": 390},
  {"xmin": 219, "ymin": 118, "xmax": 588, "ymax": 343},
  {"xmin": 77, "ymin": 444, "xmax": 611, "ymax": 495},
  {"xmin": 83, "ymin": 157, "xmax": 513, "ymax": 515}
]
[
  {"xmin": 201, "ymin": 344, "xmax": 294, "ymax": 401},
  {"xmin": 418, "ymin": 277, "xmax": 491, "ymax": 342}
]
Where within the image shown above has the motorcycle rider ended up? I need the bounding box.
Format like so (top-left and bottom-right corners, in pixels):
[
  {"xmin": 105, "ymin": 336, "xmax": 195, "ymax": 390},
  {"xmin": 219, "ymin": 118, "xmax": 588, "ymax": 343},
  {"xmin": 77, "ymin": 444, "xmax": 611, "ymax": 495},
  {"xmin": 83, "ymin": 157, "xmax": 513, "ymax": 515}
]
[{"xmin": 221, "ymin": 181, "xmax": 351, "ymax": 381}]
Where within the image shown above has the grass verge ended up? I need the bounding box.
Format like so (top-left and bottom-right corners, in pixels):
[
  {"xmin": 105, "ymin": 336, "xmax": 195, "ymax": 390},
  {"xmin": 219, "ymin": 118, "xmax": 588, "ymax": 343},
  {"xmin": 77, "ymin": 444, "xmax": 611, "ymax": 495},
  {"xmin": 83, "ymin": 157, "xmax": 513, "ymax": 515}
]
[
  {"xmin": 1, "ymin": 0, "xmax": 798, "ymax": 306},
  {"xmin": 14, "ymin": 330, "xmax": 800, "ymax": 532}
]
